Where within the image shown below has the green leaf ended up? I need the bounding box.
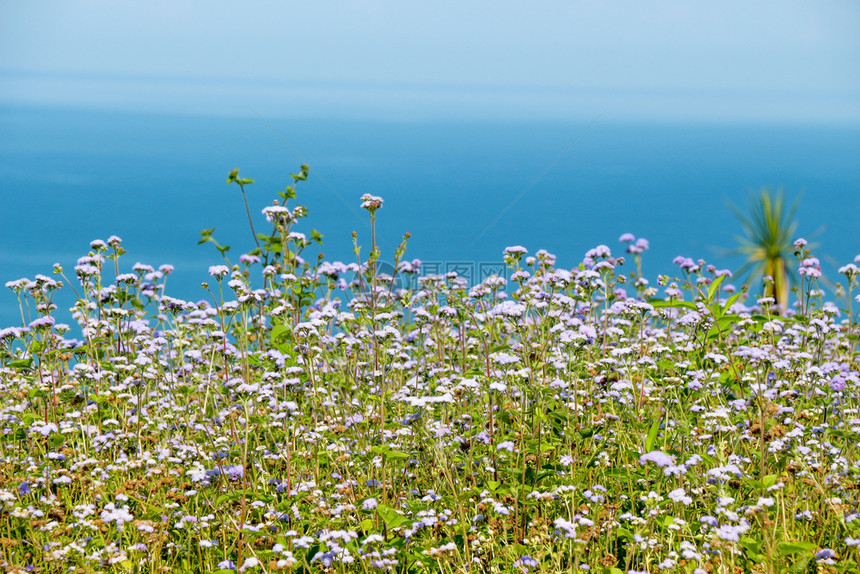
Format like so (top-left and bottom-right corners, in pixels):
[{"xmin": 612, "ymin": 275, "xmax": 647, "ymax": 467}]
[
  {"xmin": 707, "ymin": 315, "xmax": 742, "ymax": 340},
  {"xmin": 458, "ymin": 489, "xmax": 477, "ymax": 502},
  {"xmin": 215, "ymin": 492, "xmax": 244, "ymax": 507},
  {"xmin": 739, "ymin": 536, "xmax": 761, "ymax": 554},
  {"xmin": 644, "ymin": 417, "xmax": 661, "ymax": 453},
  {"xmin": 615, "ymin": 528, "xmax": 634, "ymax": 542},
  {"xmin": 724, "ymin": 289, "xmax": 743, "ymax": 311},
  {"xmin": 707, "ymin": 274, "xmax": 726, "ymax": 304},
  {"xmin": 8, "ymin": 358, "xmax": 33, "ymax": 369},
  {"xmin": 777, "ymin": 541, "xmax": 816, "ymax": 556},
  {"xmin": 656, "ymin": 359, "xmax": 676, "ymax": 370},
  {"xmin": 788, "ymin": 555, "xmax": 813, "ymax": 574},
  {"xmin": 408, "ymin": 552, "xmax": 434, "ymax": 568},
  {"xmin": 377, "ymin": 505, "xmax": 410, "ymax": 529},
  {"xmin": 743, "ymin": 477, "xmax": 765, "ymax": 490},
  {"xmin": 649, "ymin": 299, "xmax": 698, "ymax": 311},
  {"xmin": 762, "ymin": 474, "xmax": 778, "ymax": 488}
]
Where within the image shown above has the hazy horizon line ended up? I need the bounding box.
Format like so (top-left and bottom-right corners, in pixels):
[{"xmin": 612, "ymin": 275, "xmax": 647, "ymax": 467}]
[{"xmin": 2, "ymin": 69, "xmax": 859, "ymax": 125}]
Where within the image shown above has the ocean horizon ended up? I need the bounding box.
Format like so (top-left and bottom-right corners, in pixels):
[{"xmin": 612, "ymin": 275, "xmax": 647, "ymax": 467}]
[{"xmin": 1, "ymin": 104, "xmax": 858, "ymax": 329}]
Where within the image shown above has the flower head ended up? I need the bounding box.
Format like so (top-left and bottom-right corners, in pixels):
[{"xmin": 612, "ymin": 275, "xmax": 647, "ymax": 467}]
[
  {"xmin": 262, "ymin": 205, "xmax": 295, "ymax": 226},
  {"xmin": 208, "ymin": 265, "xmax": 230, "ymax": 278},
  {"xmin": 360, "ymin": 194, "xmax": 384, "ymax": 211},
  {"xmin": 514, "ymin": 555, "xmax": 539, "ymax": 571},
  {"xmin": 639, "ymin": 451, "xmax": 676, "ymax": 468}
]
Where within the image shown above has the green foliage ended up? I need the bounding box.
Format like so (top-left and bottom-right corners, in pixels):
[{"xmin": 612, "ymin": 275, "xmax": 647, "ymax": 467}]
[
  {"xmin": 730, "ymin": 188, "xmax": 799, "ymax": 310},
  {"xmin": 198, "ymin": 227, "xmax": 231, "ymax": 263}
]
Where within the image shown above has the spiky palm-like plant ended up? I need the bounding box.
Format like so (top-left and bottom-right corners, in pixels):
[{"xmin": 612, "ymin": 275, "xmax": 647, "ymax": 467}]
[{"xmin": 730, "ymin": 188, "xmax": 799, "ymax": 311}]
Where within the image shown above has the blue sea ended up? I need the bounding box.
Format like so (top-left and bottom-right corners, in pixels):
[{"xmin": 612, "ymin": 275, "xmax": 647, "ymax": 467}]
[{"xmin": 1, "ymin": 105, "xmax": 858, "ymax": 329}]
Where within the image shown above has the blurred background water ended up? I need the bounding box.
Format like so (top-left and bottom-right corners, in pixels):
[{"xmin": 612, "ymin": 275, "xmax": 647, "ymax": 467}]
[
  {"xmin": 1, "ymin": 104, "xmax": 858, "ymax": 329},
  {"xmin": 3, "ymin": 2, "xmax": 859, "ymax": 330}
]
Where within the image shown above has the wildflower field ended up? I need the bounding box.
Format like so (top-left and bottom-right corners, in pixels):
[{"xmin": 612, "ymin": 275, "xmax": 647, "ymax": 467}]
[{"xmin": 1, "ymin": 168, "xmax": 859, "ymax": 574}]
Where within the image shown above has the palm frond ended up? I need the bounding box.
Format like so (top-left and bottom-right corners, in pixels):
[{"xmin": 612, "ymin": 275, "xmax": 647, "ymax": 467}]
[{"xmin": 728, "ymin": 188, "xmax": 801, "ymax": 310}]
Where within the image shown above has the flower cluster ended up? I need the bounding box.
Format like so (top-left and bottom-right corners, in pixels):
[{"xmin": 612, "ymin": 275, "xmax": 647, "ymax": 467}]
[{"xmin": 0, "ymin": 181, "xmax": 858, "ymax": 573}]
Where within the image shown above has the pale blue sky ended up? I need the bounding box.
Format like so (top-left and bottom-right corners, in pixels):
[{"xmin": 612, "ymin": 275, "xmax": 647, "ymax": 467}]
[{"xmin": 1, "ymin": 0, "xmax": 858, "ymax": 121}]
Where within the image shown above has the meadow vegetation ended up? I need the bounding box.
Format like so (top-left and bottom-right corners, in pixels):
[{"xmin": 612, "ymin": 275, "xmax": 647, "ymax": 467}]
[{"xmin": 1, "ymin": 167, "xmax": 859, "ymax": 573}]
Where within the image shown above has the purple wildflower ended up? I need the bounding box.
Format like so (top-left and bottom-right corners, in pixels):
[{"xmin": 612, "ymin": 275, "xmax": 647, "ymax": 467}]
[
  {"xmin": 28, "ymin": 316, "xmax": 55, "ymax": 330},
  {"xmin": 815, "ymin": 549, "xmax": 836, "ymax": 560},
  {"xmin": 639, "ymin": 451, "xmax": 676, "ymax": 468},
  {"xmin": 504, "ymin": 245, "xmax": 528, "ymax": 256},
  {"xmin": 225, "ymin": 465, "xmax": 244, "ymax": 481},
  {"xmin": 830, "ymin": 375, "xmax": 846, "ymax": 392},
  {"xmin": 208, "ymin": 265, "xmax": 230, "ymax": 278},
  {"xmin": 514, "ymin": 555, "xmax": 539, "ymax": 570},
  {"xmin": 553, "ymin": 518, "xmax": 577, "ymax": 539},
  {"xmin": 715, "ymin": 523, "xmax": 745, "ymax": 542}
]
